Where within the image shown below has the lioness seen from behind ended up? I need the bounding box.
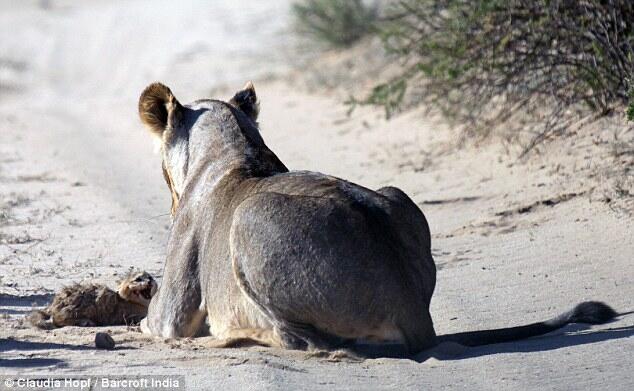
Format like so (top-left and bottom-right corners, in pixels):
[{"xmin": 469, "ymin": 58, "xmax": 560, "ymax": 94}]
[{"xmin": 138, "ymin": 81, "xmax": 617, "ymax": 355}]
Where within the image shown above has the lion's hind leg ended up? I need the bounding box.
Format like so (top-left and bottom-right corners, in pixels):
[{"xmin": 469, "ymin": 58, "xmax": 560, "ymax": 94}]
[
  {"xmin": 231, "ymin": 238, "xmax": 347, "ymax": 351},
  {"xmin": 199, "ymin": 328, "xmax": 281, "ymax": 349},
  {"xmin": 274, "ymin": 320, "xmax": 350, "ymax": 351}
]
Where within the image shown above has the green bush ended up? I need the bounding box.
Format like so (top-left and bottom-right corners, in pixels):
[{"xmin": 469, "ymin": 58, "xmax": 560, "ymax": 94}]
[
  {"xmin": 351, "ymin": 0, "xmax": 634, "ymax": 152},
  {"xmin": 292, "ymin": 0, "xmax": 378, "ymax": 48}
]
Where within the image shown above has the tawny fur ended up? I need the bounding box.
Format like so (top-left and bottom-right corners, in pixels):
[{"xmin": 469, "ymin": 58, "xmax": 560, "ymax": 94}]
[
  {"xmin": 29, "ymin": 271, "xmax": 157, "ymax": 329},
  {"xmin": 138, "ymin": 83, "xmax": 181, "ymax": 137},
  {"xmin": 137, "ymin": 82, "xmax": 617, "ymax": 356},
  {"xmin": 228, "ymin": 81, "xmax": 259, "ymax": 122}
]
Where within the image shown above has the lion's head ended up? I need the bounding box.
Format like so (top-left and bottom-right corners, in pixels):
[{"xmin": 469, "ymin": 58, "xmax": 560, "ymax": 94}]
[
  {"xmin": 117, "ymin": 271, "xmax": 158, "ymax": 307},
  {"xmin": 138, "ymin": 82, "xmax": 275, "ymax": 216}
]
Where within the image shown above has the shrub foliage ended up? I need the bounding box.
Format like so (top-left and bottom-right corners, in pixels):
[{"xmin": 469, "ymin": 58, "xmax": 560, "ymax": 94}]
[
  {"xmin": 352, "ymin": 0, "xmax": 634, "ymax": 151},
  {"xmin": 292, "ymin": 0, "xmax": 378, "ymax": 48}
]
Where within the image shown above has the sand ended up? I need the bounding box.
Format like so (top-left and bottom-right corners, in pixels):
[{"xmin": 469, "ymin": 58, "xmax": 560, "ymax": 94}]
[{"xmin": 1, "ymin": 1, "xmax": 633, "ymax": 390}]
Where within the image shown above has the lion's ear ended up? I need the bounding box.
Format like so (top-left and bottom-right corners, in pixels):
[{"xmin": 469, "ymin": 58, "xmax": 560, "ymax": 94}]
[
  {"xmin": 229, "ymin": 81, "xmax": 259, "ymax": 121},
  {"xmin": 117, "ymin": 283, "xmax": 131, "ymax": 300},
  {"xmin": 138, "ymin": 82, "xmax": 182, "ymax": 137}
]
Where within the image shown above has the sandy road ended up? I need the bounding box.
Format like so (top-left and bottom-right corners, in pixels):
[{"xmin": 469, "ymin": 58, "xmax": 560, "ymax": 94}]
[{"xmin": 1, "ymin": 1, "xmax": 633, "ymax": 390}]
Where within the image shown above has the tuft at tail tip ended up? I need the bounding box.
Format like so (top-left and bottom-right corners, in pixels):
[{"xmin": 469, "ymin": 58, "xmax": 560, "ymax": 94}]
[{"xmin": 569, "ymin": 301, "xmax": 618, "ymax": 324}]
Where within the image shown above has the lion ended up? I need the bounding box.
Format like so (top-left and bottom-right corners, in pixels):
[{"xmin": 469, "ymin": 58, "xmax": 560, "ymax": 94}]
[
  {"xmin": 138, "ymin": 81, "xmax": 617, "ymax": 355},
  {"xmin": 29, "ymin": 271, "xmax": 157, "ymax": 328}
]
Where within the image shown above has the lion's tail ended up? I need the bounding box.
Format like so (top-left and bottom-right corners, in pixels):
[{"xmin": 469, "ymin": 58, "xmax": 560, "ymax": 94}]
[
  {"xmin": 437, "ymin": 301, "xmax": 618, "ymax": 347},
  {"xmin": 28, "ymin": 309, "xmax": 56, "ymax": 329}
]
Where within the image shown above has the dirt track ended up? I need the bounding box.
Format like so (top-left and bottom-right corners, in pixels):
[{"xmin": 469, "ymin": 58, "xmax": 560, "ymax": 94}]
[{"xmin": 1, "ymin": 1, "xmax": 633, "ymax": 390}]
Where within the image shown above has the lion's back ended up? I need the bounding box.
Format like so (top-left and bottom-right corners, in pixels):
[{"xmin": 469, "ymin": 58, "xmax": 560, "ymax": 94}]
[
  {"xmin": 247, "ymin": 171, "xmax": 431, "ymax": 252},
  {"xmin": 229, "ymin": 173, "xmax": 436, "ymax": 345},
  {"xmin": 231, "ymin": 171, "xmax": 436, "ymax": 309},
  {"xmin": 48, "ymin": 284, "xmax": 118, "ymax": 327}
]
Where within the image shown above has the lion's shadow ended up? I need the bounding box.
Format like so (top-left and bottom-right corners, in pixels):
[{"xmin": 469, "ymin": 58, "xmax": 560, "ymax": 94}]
[
  {"xmin": 0, "ymin": 357, "xmax": 67, "ymax": 368},
  {"xmin": 426, "ymin": 324, "xmax": 634, "ymax": 361},
  {"xmin": 349, "ymin": 322, "xmax": 634, "ymax": 361}
]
